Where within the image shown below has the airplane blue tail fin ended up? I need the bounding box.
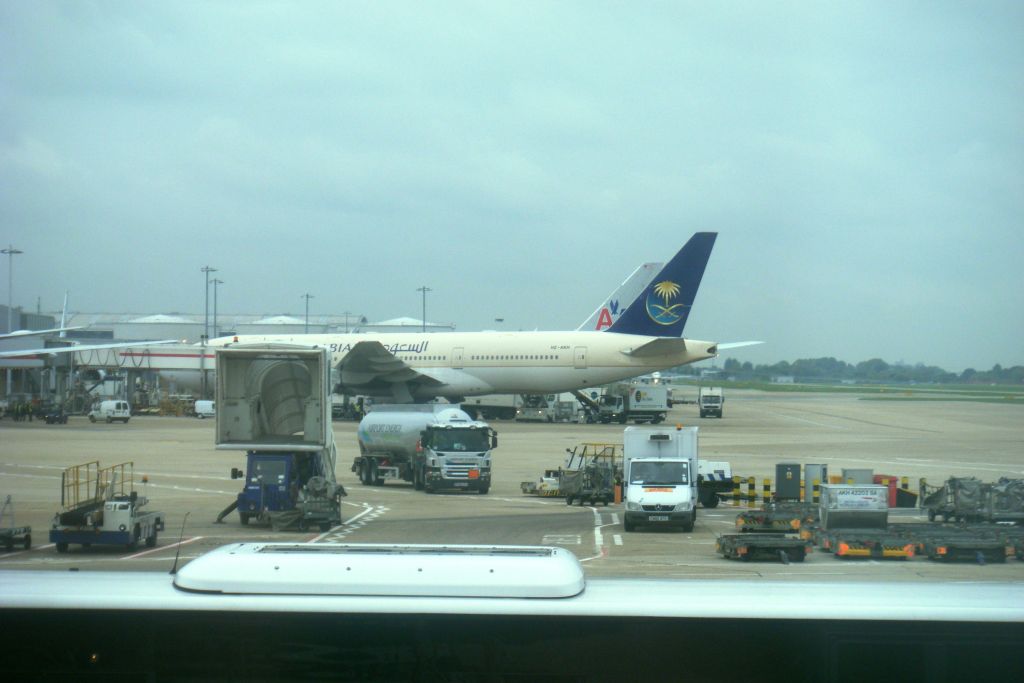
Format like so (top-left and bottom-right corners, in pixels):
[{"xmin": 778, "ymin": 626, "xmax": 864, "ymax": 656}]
[{"xmin": 606, "ymin": 232, "xmax": 717, "ymax": 337}]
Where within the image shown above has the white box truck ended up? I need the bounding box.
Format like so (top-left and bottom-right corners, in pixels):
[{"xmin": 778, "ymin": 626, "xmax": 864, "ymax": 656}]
[
  {"xmin": 698, "ymin": 387, "xmax": 724, "ymax": 418},
  {"xmin": 622, "ymin": 426, "xmax": 699, "ymax": 532}
]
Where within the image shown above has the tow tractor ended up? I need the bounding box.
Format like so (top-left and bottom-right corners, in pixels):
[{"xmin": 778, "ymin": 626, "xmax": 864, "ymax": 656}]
[{"xmin": 49, "ymin": 461, "xmax": 165, "ymax": 552}]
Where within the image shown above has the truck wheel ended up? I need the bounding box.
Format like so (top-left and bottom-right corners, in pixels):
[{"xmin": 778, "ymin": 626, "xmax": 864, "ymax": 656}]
[
  {"xmin": 126, "ymin": 526, "xmax": 141, "ymax": 550},
  {"xmin": 565, "ymin": 495, "xmax": 574, "ymax": 506},
  {"xmin": 239, "ymin": 512, "xmax": 250, "ymax": 525},
  {"xmin": 624, "ymin": 519, "xmax": 635, "ymax": 532},
  {"xmin": 146, "ymin": 529, "xmax": 157, "ymax": 548},
  {"xmin": 89, "ymin": 415, "xmax": 96, "ymax": 423},
  {"xmin": 414, "ymin": 466, "xmax": 424, "ymax": 491},
  {"xmin": 23, "ymin": 534, "xmax": 31, "ymax": 550},
  {"xmin": 478, "ymin": 485, "xmax": 489, "ymax": 495},
  {"xmin": 56, "ymin": 542, "xmax": 69, "ymax": 553},
  {"xmin": 682, "ymin": 520, "xmax": 694, "ymax": 533},
  {"xmin": 927, "ymin": 509, "xmax": 936, "ymax": 522},
  {"xmin": 705, "ymin": 493, "xmax": 719, "ymax": 509}
]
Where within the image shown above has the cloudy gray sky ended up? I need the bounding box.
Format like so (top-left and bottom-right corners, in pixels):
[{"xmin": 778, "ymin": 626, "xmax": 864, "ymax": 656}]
[{"xmin": 2, "ymin": 1, "xmax": 1021, "ymax": 372}]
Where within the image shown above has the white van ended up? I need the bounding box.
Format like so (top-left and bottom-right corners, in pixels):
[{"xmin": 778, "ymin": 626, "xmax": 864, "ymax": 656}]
[
  {"xmin": 88, "ymin": 400, "xmax": 131, "ymax": 424},
  {"xmin": 194, "ymin": 400, "xmax": 216, "ymax": 419}
]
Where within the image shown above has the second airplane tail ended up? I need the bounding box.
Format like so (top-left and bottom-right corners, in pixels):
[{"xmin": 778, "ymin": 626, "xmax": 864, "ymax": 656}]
[{"xmin": 607, "ymin": 232, "xmax": 717, "ymax": 337}]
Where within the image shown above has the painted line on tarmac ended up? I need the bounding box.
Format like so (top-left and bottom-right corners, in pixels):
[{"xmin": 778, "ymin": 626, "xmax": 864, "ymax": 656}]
[
  {"xmin": 613, "ymin": 534, "xmax": 623, "ymax": 546},
  {"xmin": 313, "ymin": 503, "xmax": 389, "ymax": 542},
  {"xmin": 124, "ymin": 535, "xmax": 204, "ymax": 560}
]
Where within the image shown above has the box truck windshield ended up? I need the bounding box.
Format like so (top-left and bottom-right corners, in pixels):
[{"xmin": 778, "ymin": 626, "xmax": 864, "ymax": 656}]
[{"xmin": 629, "ymin": 461, "xmax": 689, "ymax": 485}]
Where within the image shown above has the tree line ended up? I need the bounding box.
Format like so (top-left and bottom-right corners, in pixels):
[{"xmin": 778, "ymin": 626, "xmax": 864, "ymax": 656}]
[{"xmin": 697, "ymin": 357, "xmax": 1024, "ymax": 385}]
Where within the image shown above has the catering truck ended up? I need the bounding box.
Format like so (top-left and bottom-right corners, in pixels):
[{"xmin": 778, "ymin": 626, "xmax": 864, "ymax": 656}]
[
  {"xmin": 622, "ymin": 425, "xmax": 699, "ymax": 532},
  {"xmin": 598, "ymin": 383, "xmax": 668, "ymax": 424},
  {"xmin": 214, "ymin": 345, "xmax": 344, "ymax": 531},
  {"xmin": 354, "ymin": 405, "xmax": 498, "ymax": 494}
]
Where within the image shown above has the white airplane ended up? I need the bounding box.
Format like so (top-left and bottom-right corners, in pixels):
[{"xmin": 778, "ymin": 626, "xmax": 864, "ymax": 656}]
[
  {"xmin": 576, "ymin": 261, "xmax": 661, "ymax": 331},
  {"xmin": 211, "ymin": 232, "xmax": 749, "ymax": 403}
]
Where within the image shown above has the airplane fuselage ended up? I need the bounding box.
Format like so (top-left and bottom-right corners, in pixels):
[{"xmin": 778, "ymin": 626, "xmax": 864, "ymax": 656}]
[{"xmin": 209, "ymin": 331, "xmax": 717, "ymax": 400}]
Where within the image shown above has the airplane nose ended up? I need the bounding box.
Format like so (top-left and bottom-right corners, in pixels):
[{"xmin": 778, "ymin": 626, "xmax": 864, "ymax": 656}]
[{"xmin": 707, "ymin": 345, "xmax": 718, "ymax": 355}]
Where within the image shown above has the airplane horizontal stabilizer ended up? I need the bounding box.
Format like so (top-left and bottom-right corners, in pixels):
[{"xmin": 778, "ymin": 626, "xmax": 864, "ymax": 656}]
[
  {"xmin": 717, "ymin": 341, "xmax": 764, "ymax": 350},
  {"xmin": 620, "ymin": 337, "xmax": 689, "ymax": 357}
]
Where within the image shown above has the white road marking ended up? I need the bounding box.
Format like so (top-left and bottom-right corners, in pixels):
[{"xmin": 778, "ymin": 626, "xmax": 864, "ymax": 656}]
[
  {"xmin": 123, "ymin": 535, "xmax": 204, "ymax": 560},
  {"xmin": 542, "ymin": 534, "xmax": 582, "ymax": 545},
  {"xmin": 613, "ymin": 534, "xmax": 623, "ymax": 546}
]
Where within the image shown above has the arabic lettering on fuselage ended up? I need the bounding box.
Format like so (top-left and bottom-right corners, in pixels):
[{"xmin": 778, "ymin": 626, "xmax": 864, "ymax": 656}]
[{"xmin": 327, "ymin": 340, "xmax": 430, "ymax": 355}]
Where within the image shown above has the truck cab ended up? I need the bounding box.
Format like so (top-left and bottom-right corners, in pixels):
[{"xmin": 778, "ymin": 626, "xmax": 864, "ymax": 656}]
[
  {"xmin": 420, "ymin": 423, "xmax": 496, "ymax": 493},
  {"xmin": 698, "ymin": 387, "xmax": 724, "ymax": 418}
]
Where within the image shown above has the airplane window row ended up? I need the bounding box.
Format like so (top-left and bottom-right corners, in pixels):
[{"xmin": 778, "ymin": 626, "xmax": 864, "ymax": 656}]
[{"xmin": 468, "ymin": 355, "xmax": 559, "ymax": 361}]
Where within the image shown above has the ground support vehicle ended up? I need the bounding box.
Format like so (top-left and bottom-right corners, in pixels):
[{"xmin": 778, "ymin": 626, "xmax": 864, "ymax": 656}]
[
  {"xmin": 716, "ymin": 533, "xmax": 809, "ymax": 563},
  {"xmin": 214, "ymin": 346, "xmax": 345, "ymax": 530},
  {"xmin": 922, "ymin": 476, "xmax": 1024, "ymax": 524},
  {"xmin": 461, "ymin": 394, "xmax": 522, "ymax": 420},
  {"xmin": 0, "ymin": 495, "xmax": 31, "ymax": 551},
  {"xmin": 736, "ymin": 502, "xmax": 818, "ymax": 534},
  {"xmin": 921, "ymin": 535, "xmax": 1006, "ymax": 563},
  {"xmin": 49, "ymin": 461, "xmax": 164, "ymax": 552},
  {"xmin": 562, "ymin": 462, "xmax": 614, "ymax": 506},
  {"xmin": 812, "ymin": 527, "xmax": 916, "ymax": 560},
  {"xmin": 520, "ymin": 469, "xmax": 563, "ymax": 497},
  {"xmin": 515, "ymin": 394, "xmax": 552, "ymax": 422},
  {"xmin": 697, "ymin": 460, "xmax": 732, "ymax": 508},
  {"xmin": 227, "ymin": 452, "xmax": 344, "ymax": 531},
  {"xmin": 44, "ymin": 409, "xmax": 68, "ymax": 424},
  {"xmin": 521, "ymin": 443, "xmax": 621, "ymax": 499},
  {"xmin": 622, "ymin": 426, "xmax": 698, "ymax": 532},
  {"xmin": 697, "ymin": 387, "xmax": 724, "ymax": 418},
  {"xmin": 354, "ymin": 404, "xmax": 497, "ymax": 494},
  {"xmin": 598, "ymin": 383, "xmax": 668, "ymax": 424}
]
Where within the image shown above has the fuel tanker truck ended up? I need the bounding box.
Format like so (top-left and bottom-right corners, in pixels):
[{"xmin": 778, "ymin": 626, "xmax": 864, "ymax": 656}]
[{"xmin": 353, "ymin": 405, "xmax": 498, "ymax": 494}]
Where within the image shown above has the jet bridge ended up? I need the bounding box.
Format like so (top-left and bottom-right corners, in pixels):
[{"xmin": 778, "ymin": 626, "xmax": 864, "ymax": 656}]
[{"xmin": 215, "ymin": 345, "xmax": 332, "ymax": 452}]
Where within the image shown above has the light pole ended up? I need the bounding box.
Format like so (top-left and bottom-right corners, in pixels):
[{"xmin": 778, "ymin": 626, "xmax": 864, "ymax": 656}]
[
  {"xmin": 302, "ymin": 293, "xmax": 314, "ymax": 333},
  {"xmin": 200, "ymin": 265, "xmax": 216, "ymax": 400},
  {"xmin": 3, "ymin": 245, "xmax": 23, "ymax": 398},
  {"xmin": 211, "ymin": 278, "xmax": 223, "ymax": 338},
  {"xmin": 416, "ymin": 286, "xmax": 431, "ymax": 332},
  {"xmin": 3, "ymin": 245, "xmax": 22, "ymax": 334}
]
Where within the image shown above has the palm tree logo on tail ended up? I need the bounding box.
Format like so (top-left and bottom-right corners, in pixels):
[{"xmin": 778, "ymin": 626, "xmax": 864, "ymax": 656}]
[{"xmin": 646, "ymin": 280, "xmax": 687, "ymax": 326}]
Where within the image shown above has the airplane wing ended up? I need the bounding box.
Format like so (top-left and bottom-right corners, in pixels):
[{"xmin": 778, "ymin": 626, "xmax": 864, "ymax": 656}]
[
  {"xmin": 338, "ymin": 340, "xmax": 445, "ymax": 401},
  {"xmin": 0, "ymin": 326, "xmax": 83, "ymax": 341},
  {"xmin": 0, "ymin": 339, "xmax": 180, "ymax": 359}
]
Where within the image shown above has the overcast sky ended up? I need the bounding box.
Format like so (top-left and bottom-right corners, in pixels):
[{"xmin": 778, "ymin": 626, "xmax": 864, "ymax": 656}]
[{"xmin": 2, "ymin": 2, "xmax": 1021, "ymax": 372}]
